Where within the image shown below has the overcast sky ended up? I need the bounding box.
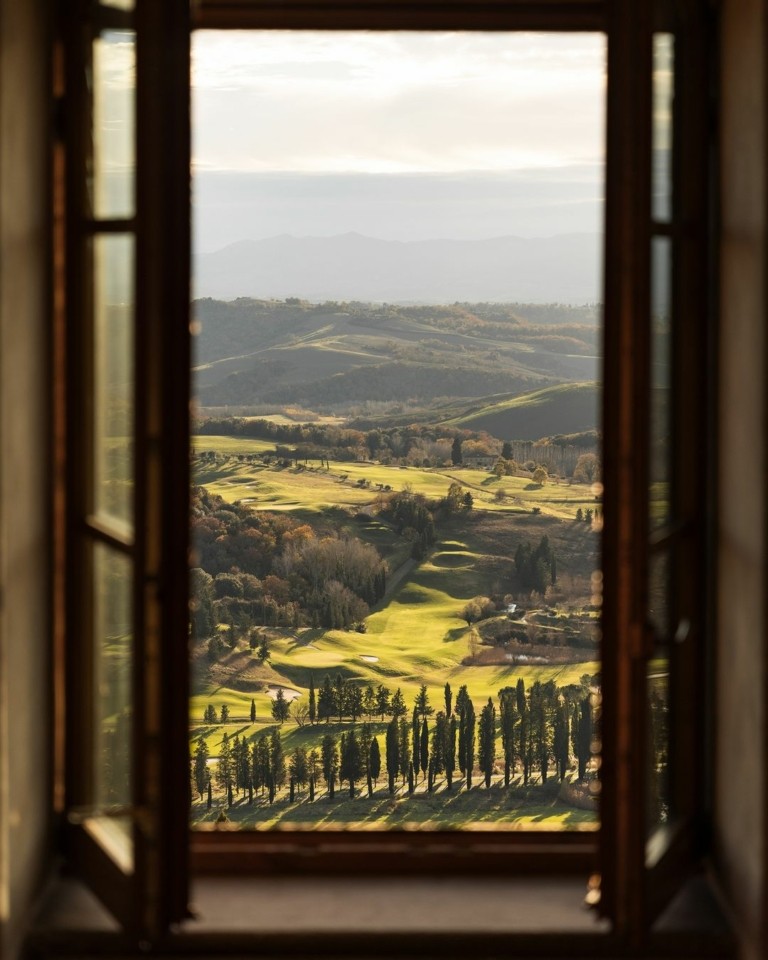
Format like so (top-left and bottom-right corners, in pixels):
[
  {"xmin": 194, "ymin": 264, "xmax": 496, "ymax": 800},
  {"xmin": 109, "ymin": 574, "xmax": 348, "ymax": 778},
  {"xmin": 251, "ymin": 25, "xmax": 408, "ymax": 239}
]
[{"xmin": 190, "ymin": 31, "xmax": 607, "ymax": 251}]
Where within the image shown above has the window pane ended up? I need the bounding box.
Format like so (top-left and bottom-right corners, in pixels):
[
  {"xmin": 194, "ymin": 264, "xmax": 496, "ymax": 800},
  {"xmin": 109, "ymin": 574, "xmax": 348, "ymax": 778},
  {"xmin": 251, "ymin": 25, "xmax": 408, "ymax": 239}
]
[
  {"xmin": 92, "ymin": 543, "xmax": 134, "ymax": 863},
  {"xmin": 93, "ymin": 30, "xmax": 136, "ymax": 219},
  {"xmin": 648, "ymin": 549, "xmax": 671, "ymax": 640},
  {"xmin": 646, "ymin": 659, "xmax": 670, "ymax": 837},
  {"xmin": 652, "ymin": 34, "xmax": 674, "ymax": 223},
  {"xmin": 190, "ymin": 31, "xmax": 605, "ymax": 832},
  {"xmin": 93, "ymin": 234, "xmax": 134, "ymax": 530},
  {"xmin": 650, "ymin": 236, "xmax": 672, "ymax": 531}
]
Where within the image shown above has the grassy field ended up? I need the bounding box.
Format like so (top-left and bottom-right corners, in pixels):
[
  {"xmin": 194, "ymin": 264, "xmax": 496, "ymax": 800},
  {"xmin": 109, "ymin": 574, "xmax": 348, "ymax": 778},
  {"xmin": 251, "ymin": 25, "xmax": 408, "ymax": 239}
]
[
  {"xmin": 191, "ymin": 775, "xmax": 598, "ymax": 830},
  {"xmin": 193, "ymin": 437, "xmax": 599, "ymax": 521},
  {"xmin": 191, "ymin": 433, "xmax": 601, "ymax": 830}
]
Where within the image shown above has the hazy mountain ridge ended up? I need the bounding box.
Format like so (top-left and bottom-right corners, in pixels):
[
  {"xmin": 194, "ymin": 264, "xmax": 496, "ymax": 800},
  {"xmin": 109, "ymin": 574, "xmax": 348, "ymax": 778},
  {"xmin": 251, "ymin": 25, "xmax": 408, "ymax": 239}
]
[{"xmin": 194, "ymin": 232, "xmax": 602, "ymax": 304}]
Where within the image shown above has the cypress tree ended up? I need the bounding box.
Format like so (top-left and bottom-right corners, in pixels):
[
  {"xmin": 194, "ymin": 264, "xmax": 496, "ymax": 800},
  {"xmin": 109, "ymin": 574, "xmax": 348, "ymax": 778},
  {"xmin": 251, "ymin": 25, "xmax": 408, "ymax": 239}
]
[
  {"xmin": 193, "ymin": 737, "xmax": 210, "ymax": 800},
  {"xmin": 499, "ymin": 689, "xmax": 516, "ymax": 787},
  {"xmin": 341, "ymin": 729, "xmax": 361, "ymax": 798},
  {"xmin": 415, "ymin": 684, "xmax": 432, "ymax": 718},
  {"xmin": 529, "ymin": 681, "xmax": 545, "ymax": 783},
  {"xmin": 398, "ymin": 718, "xmax": 411, "ymax": 783},
  {"xmin": 369, "ymin": 738, "xmax": 381, "ymax": 784},
  {"xmin": 308, "ymin": 748, "xmax": 320, "ymax": 801},
  {"xmin": 411, "ymin": 707, "xmax": 421, "ymax": 779},
  {"xmin": 321, "ymin": 734, "xmax": 339, "ymax": 799},
  {"xmin": 554, "ymin": 701, "xmax": 570, "ymax": 782},
  {"xmin": 271, "ymin": 687, "xmax": 290, "ymax": 724},
  {"xmin": 478, "ymin": 698, "xmax": 496, "ymax": 788},
  {"xmin": 577, "ymin": 697, "xmax": 592, "ymax": 781},
  {"xmin": 420, "ymin": 717, "xmax": 429, "ymax": 778},
  {"xmin": 391, "ymin": 687, "xmax": 406, "ymax": 717},
  {"xmin": 464, "ymin": 699, "xmax": 476, "ymax": 790},
  {"xmin": 385, "ymin": 717, "xmax": 399, "ymax": 794},
  {"xmin": 206, "ymin": 777, "xmax": 212, "ymax": 810},
  {"xmin": 250, "ymin": 698, "xmax": 256, "ymax": 723},
  {"xmin": 517, "ymin": 679, "xmax": 530, "ymax": 785},
  {"xmin": 334, "ymin": 673, "xmax": 346, "ymax": 722},
  {"xmin": 270, "ymin": 728, "xmax": 285, "ymax": 798},
  {"xmin": 216, "ymin": 732, "xmax": 234, "ymax": 797},
  {"xmin": 432, "ymin": 711, "xmax": 447, "ymax": 778},
  {"xmin": 319, "ymin": 675, "xmax": 335, "ymax": 723},
  {"xmin": 445, "ymin": 716, "xmax": 457, "ymax": 790},
  {"xmin": 444, "ymin": 682, "xmax": 453, "ymax": 717},
  {"xmin": 289, "ymin": 747, "xmax": 309, "ymax": 792},
  {"xmin": 408, "ymin": 761, "xmax": 415, "ymax": 794}
]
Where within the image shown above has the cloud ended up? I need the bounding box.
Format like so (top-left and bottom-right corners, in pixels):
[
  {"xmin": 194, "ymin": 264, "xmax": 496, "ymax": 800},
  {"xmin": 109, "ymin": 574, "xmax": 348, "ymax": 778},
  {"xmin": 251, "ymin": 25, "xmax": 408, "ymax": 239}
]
[{"xmin": 192, "ymin": 31, "xmax": 606, "ymax": 174}]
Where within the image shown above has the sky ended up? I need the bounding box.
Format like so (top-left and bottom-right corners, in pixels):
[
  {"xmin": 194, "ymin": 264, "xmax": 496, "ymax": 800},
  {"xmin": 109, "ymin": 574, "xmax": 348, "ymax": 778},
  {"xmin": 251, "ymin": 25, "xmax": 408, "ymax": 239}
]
[{"xmin": 191, "ymin": 31, "xmax": 607, "ymax": 252}]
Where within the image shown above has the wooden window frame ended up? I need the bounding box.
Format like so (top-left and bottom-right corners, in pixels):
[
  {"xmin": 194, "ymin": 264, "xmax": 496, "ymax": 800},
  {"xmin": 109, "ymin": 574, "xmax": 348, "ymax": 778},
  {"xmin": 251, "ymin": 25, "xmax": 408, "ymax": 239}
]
[{"xmin": 53, "ymin": 0, "xmax": 718, "ymax": 948}]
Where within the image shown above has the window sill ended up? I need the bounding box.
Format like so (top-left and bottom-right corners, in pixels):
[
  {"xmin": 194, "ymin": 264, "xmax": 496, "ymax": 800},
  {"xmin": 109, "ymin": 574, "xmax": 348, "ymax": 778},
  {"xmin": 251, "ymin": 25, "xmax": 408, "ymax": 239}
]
[{"xmin": 28, "ymin": 872, "xmax": 735, "ymax": 958}]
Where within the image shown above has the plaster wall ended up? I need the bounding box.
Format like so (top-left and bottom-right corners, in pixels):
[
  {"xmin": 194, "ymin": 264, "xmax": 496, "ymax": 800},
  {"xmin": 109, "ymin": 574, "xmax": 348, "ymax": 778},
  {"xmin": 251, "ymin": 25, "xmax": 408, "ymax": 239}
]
[
  {"xmin": 0, "ymin": 1, "xmax": 53, "ymax": 957},
  {"xmin": 716, "ymin": 1, "xmax": 768, "ymax": 957}
]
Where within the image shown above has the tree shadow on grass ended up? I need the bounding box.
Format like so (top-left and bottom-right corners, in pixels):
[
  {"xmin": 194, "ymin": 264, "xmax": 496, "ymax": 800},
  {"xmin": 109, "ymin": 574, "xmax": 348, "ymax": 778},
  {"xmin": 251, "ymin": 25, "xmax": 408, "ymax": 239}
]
[{"xmin": 190, "ymin": 774, "xmax": 598, "ymax": 832}]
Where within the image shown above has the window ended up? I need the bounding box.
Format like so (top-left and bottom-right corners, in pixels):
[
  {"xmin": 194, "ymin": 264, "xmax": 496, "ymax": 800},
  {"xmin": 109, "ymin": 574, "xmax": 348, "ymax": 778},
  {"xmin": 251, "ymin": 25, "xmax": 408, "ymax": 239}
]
[
  {"xmin": 53, "ymin": 0, "xmax": 717, "ymax": 948},
  {"xmin": 189, "ymin": 27, "xmax": 606, "ymax": 836}
]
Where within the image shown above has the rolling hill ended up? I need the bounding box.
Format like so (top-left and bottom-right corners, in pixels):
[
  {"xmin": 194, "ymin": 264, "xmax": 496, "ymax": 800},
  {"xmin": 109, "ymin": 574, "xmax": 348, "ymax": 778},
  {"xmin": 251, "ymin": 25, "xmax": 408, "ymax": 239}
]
[
  {"xmin": 443, "ymin": 382, "xmax": 600, "ymax": 440},
  {"xmin": 192, "ymin": 298, "xmax": 601, "ymax": 413}
]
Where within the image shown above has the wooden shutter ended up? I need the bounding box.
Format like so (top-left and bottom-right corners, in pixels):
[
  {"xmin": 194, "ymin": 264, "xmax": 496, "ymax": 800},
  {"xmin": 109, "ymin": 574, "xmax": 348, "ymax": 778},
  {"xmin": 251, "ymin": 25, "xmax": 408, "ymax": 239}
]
[{"xmin": 59, "ymin": 0, "xmax": 191, "ymax": 936}]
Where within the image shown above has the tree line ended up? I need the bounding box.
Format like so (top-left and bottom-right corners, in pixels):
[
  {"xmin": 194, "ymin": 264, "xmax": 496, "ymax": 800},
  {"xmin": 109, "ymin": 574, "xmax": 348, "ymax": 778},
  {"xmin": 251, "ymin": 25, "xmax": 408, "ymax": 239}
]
[
  {"xmin": 192, "ymin": 676, "xmax": 604, "ymax": 810},
  {"xmin": 191, "ymin": 487, "xmax": 387, "ymax": 634}
]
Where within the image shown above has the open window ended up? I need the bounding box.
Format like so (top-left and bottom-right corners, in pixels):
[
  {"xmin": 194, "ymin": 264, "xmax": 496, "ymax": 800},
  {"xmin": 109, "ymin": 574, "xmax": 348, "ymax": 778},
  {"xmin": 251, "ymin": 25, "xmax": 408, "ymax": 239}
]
[{"xmin": 53, "ymin": 0, "xmax": 717, "ymax": 949}]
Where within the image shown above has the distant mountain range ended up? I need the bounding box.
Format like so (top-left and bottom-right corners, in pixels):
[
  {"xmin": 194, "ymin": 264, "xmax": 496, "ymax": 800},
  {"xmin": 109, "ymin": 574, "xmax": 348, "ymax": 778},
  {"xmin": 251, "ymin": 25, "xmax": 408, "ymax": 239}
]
[{"xmin": 194, "ymin": 232, "xmax": 602, "ymax": 304}]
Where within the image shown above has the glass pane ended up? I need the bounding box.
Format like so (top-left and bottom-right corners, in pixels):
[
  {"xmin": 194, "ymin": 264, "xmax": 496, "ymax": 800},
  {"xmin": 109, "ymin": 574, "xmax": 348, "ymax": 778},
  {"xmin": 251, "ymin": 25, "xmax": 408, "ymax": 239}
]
[
  {"xmin": 93, "ymin": 234, "xmax": 134, "ymax": 530},
  {"xmin": 652, "ymin": 34, "xmax": 674, "ymax": 223},
  {"xmin": 190, "ymin": 31, "xmax": 605, "ymax": 832},
  {"xmin": 91, "ymin": 234, "xmax": 134, "ymax": 534},
  {"xmin": 92, "ymin": 543, "xmax": 133, "ymax": 861},
  {"xmin": 650, "ymin": 236, "xmax": 672, "ymax": 531},
  {"xmin": 646, "ymin": 659, "xmax": 670, "ymax": 837},
  {"xmin": 93, "ymin": 30, "xmax": 136, "ymax": 219},
  {"xmin": 100, "ymin": 0, "xmax": 135, "ymax": 8},
  {"xmin": 648, "ymin": 548, "xmax": 671, "ymax": 640}
]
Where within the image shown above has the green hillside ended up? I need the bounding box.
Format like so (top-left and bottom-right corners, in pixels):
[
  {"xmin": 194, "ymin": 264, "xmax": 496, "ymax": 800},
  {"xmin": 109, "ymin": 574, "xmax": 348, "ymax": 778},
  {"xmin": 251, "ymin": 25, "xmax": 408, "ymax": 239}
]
[
  {"xmin": 193, "ymin": 298, "xmax": 600, "ymax": 412},
  {"xmin": 443, "ymin": 382, "xmax": 600, "ymax": 441}
]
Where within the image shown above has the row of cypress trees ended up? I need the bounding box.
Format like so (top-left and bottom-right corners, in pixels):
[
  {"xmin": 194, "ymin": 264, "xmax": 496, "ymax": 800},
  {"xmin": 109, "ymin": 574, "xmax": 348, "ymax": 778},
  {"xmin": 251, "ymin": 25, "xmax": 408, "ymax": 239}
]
[{"xmin": 193, "ymin": 678, "xmax": 599, "ymax": 808}]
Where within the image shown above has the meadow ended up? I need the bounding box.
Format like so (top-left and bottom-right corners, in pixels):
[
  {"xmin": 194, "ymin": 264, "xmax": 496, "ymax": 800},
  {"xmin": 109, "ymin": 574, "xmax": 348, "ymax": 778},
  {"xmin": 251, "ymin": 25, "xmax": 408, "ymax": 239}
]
[{"xmin": 190, "ymin": 434, "xmax": 601, "ymax": 829}]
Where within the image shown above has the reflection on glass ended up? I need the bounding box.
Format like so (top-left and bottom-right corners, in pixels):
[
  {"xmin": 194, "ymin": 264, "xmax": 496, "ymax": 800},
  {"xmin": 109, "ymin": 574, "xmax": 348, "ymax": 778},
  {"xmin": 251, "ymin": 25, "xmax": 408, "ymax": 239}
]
[
  {"xmin": 93, "ymin": 234, "xmax": 134, "ymax": 529},
  {"xmin": 647, "ymin": 663, "xmax": 670, "ymax": 835},
  {"xmin": 652, "ymin": 34, "xmax": 674, "ymax": 222},
  {"xmin": 93, "ymin": 544, "xmax": 133, "ymax": 836},
  {"xmin": 100, "ymin": 0, "xmax": 135, "ymax": 8},
  {"xmin": 648, "ymin": 549, "xmax": 671, "ymax": 639},
  {"xmin": 93, "ymin": 30, "xmax": 136, "ymax": 219},
  {"xmin": 650, "ymin": 236, "xmax": 672, "ymax": 530}
]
